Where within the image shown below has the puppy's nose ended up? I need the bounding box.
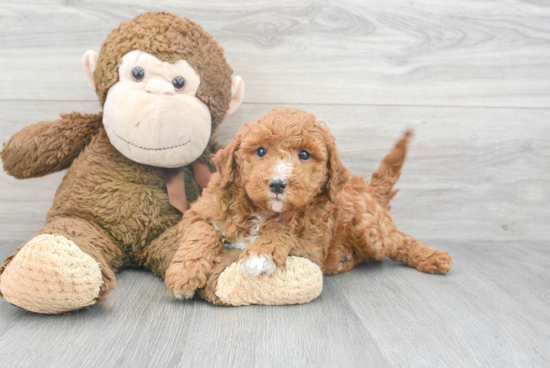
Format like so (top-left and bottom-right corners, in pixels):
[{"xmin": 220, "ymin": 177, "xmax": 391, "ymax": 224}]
[{"xmin": 269, "ymin": 179, "xmax": 286, "ymax": 194}]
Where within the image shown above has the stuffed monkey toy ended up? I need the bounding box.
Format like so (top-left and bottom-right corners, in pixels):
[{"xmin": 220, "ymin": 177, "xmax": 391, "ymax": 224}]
[{"xmin": 0, "ymin": 12, "xmax": 323, "ymax": 313}]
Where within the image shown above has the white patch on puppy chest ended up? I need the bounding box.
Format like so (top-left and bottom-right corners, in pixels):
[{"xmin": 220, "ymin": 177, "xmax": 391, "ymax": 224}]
[
  {"xmin": 241, "ymin": 254, "xmax": 277, "ymax": 276},
  {"xmin": 249, "ymin": 214, "xmax": 263, "ymax": 236},
  {"xmin": 272, "ymin": 161, "xmax": 293, "ymax": 181},
  {"xmin": 213, "ymin": 214, "xmax": 264, "ymax": 250}
]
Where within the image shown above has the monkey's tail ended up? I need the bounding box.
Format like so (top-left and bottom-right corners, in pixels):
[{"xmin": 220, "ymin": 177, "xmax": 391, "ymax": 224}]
[{"xmin": 368, "ymin": 130, "xmax": 412, "ymax": 210}]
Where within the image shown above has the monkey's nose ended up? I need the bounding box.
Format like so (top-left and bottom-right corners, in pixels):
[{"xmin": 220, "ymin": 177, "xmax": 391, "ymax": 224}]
[
  {"xmin": 145, "ymin": 79, "xmax": 175, "ymax": 95},
  {"xmin": 269, "ymin": 179, "xmax": 287, "ymax": 194}
]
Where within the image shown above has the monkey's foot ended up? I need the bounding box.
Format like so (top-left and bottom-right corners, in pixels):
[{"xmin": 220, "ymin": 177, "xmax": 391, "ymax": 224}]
[
  {"xmin": 0, "ymin": 234, "xmax": 103, "ymax": 314},
  {"xmin": 214, "ymin": 256, "xmax": 323, "ymax": 306}
]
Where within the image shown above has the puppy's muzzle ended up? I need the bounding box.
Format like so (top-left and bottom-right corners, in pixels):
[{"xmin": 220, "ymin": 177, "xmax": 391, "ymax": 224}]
[{"xmin": 269, "ymin": 179, "xmax": 287, "ymax": 194}]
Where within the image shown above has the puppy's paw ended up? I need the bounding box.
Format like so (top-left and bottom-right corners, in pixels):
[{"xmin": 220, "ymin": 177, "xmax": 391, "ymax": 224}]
[
  {"xmin": 240, "ymin": 254, "xmax": 277, "ymax": 276},
  {"xmin": 417, "ymin": 250, "xmax": 453, "ymax": 274},
  {"xmin": 173, "ymin": 290, "xmax": 194, "ymax": 300},
  {"xmin": 165, "ymin": 261, "xmax": 209, "ymax": 299},
  {"xmin": 170, "ymin": 280, "xmax": 198, "ymax": 299}
]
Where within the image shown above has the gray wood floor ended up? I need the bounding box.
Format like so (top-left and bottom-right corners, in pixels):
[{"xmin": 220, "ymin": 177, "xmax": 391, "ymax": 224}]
[
  {"xmin": 0, "ymin": 241, "xmax": 548, "ymax": 367},
  {"xmin": 1, "ymin": 0, "xmax": 549, "ymax": 367}
]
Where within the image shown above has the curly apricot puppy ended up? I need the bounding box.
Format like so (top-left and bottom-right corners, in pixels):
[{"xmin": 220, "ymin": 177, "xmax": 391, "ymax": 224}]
[{"xmin": 166, "ymin": 107, "xmax": 452, "ymax": 299}]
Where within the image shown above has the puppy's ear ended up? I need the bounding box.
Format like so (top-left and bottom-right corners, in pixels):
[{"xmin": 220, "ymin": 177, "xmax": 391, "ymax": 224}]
[
  {"xmin": 325, "ymin": 133, "xmax": 349, "ymax": 202},
  {"xmin": 213, "ymin": 132, "xmax": 242, "ymax": 188}
]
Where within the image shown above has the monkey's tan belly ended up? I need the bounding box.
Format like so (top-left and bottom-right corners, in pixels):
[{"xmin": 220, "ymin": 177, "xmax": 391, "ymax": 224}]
[{"xmin": 46, "ymin": 131, "xmax": 184, "ymax": 261}]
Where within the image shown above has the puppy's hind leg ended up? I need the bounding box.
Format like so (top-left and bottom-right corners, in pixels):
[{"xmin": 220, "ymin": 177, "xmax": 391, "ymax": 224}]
[
  {"xmin": 358, "ymin": 211, "xmax": 453, "ymax": 274},
  {"xmin": 385, "ymin": 231, "xmax": 453, "ymax": 274}
]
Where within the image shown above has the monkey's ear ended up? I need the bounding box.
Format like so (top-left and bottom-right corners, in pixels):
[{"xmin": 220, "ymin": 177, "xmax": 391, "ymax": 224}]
[
  {"xmin": 82, "ymin": 50, "xmax": 99, "ymax": 89},
  {"xmin": 227, "ymin": 76, "xmax": 244, "ymax": 115}
]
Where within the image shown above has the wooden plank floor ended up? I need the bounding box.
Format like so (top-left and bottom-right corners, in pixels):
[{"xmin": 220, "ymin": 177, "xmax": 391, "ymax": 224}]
[
  {"xmin": 1, "ymin": 0, "xmax": 549, "ymax": 367},
  {"xmin": 0, "ymin": 240, "xmax": 548, "ymax": 367}
]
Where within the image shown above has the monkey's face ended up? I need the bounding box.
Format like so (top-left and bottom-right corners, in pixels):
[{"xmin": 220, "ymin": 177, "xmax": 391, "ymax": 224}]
[{"xmin": 102, "ymin": 50, "xmax": 211, "ymax": 168}]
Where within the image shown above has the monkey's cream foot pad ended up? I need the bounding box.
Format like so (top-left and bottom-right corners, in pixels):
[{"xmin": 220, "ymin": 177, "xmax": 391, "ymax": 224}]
[
  {"xmin": 215, "ymin": 256, "xmax": 323, "ymax": 306},
  {"xmin": 0, "ymin": 234, "xmax": 103, "ymax": 314}
]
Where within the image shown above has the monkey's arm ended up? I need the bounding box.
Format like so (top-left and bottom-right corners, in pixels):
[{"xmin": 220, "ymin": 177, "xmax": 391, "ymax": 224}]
[{"xmin": 1, "ymin": 112, "xmax": 103, "ymax": 179}]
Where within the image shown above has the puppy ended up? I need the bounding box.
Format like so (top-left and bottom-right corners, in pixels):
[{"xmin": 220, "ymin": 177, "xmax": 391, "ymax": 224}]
[{"xmin": 166, "ymin": 107, "xmax": 452, "ymax": 298}]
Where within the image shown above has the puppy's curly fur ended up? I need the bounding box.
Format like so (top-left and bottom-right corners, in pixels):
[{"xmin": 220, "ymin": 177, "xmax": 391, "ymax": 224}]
[{"xmin": 166, "ymin": 107, "xmax": 452, "ymax": 298}]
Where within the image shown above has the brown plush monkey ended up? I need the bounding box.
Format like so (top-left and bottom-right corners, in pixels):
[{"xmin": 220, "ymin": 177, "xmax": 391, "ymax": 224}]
[{"xmin": 0, "ymin": 12, "xmax": 248, "ymax": 314}]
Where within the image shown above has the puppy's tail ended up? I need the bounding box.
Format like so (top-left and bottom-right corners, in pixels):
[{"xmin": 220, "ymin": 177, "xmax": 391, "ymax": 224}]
[{"xmin": 368, "ymin": 130, "xmax": 412, "ymax": 210}]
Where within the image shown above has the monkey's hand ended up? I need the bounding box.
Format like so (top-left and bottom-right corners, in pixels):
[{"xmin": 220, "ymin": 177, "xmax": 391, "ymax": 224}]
[{"xmin": 1, "ymin": 112, "xmax": 102, "ymax": 178}]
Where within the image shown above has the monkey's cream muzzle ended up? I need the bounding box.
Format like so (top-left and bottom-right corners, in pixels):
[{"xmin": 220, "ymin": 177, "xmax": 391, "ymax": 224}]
[{"xmin": 102, "ymin": 50, "xmax": 211, "ymax": 168}]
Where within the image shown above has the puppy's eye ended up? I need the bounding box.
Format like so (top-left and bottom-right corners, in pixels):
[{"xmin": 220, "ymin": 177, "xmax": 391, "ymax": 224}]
[
  {"xmin": 256, "ymin": 147, "xmax": 267, "ymax": 158},
  {"xmin": 172, "ymin": 76, "xmax": 185, "ymax": 90},
  {"xmin": 298, "ymin": 150, "xmax": 311, "ymax": 160},
  {"xmin": 132, "ymin": 66, "xmax": 145, "ymax": 81}
]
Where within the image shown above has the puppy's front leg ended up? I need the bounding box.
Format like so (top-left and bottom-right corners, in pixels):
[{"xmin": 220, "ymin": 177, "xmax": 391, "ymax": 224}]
[
  {"xmin": 239, "ymin": 228, "xmax": 297, "ymax": 276},
  {"xmin": 165, "ymin": 220, "xmax": 224, "ymax": 299}
]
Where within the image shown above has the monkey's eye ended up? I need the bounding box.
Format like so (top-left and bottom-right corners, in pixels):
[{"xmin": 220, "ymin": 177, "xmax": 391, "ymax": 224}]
[
  {"xmin": 132, "ymin": 66, "xmax": 145, "ymax": 82},
  {"xmin": 298, "ymin": 150, "xmax": 311, "ymax": 160},
  {"xmin": 256, "ymin": 147, "xmax": 267, "ymax": 158},
  {"xmin": 172, "ymin": 76, "xmax": 185, "ymax": 90}
]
